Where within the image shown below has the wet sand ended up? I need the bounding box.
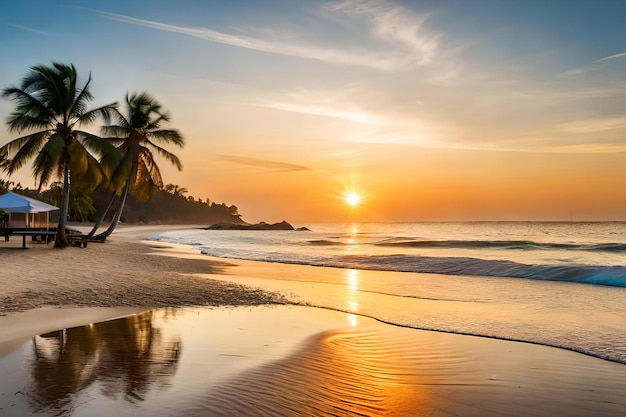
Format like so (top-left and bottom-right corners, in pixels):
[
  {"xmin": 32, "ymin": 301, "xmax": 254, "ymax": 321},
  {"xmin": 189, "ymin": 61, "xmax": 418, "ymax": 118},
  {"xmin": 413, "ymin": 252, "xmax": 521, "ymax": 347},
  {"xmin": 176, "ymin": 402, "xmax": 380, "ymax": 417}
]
[{"xmin": 1, "ymin": 225, "xmax": 625, "ymax": 416}]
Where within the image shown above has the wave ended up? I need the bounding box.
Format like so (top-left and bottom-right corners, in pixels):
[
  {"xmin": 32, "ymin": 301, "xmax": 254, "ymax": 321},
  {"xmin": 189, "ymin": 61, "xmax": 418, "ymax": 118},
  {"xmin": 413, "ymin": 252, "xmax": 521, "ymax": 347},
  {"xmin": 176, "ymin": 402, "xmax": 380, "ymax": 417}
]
[
  {"xmin": 193, "ymin": 247, "xmax": 626, "ymax": 288},
  {"xmin": 321, "ymin": 255, "xmax": 626, "ymax": 287},
  {"xmin": 373, "ymin": 238, "xmax": 626, "ymax": 252},
  {"xmin": 146, "ymin": 234, "xmax": 626, "ymax": 288}
]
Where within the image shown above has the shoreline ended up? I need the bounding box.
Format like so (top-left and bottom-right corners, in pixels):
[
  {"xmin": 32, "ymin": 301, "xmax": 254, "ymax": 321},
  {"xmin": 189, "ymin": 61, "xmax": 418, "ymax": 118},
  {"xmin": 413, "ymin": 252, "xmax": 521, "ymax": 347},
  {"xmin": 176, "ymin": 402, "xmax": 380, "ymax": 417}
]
[
  {"xmin": 3, "ymin": 225, "xmax": 624, "ymax": 365},
  {"xmin": 1, "ymin": 225, "xmax": 625, "ymax": 415}
]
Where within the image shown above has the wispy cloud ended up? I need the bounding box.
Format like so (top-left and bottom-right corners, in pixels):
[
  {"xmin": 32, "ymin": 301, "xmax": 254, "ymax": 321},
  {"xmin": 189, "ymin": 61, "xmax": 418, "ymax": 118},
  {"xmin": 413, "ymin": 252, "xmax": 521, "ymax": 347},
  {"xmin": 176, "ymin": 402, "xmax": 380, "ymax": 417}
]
[
  {"xmin": 219, "ymin": 155, "xmax": 310, "ymax": 172},
  {"xmin": 7, "ymin": 24, "xmax": 49, "ymax": 36},
  {"xmin": 561, "ymin": 51, "xmax": 626, "ymax": 78},
  {"xmin": 555, "ymin": 117, "xmax": 626, "ymax": 134},
  {"xmin": 254, "ymin": 87, "xmax": 382, "ymax": 124},
  {"xmin": 95, "ymin": 2, "xmax": 440, "ymax": 71},
  {"xmin": 595, "ymin": 51, "xmax": 626, "ymax": 63},
  {"xmin": 325, "ymin": 0, "xmax": 440, "ymax": 66},
  {"xmin": 261, "ymin": 101, "xmax": 379, "ymax": 124}
]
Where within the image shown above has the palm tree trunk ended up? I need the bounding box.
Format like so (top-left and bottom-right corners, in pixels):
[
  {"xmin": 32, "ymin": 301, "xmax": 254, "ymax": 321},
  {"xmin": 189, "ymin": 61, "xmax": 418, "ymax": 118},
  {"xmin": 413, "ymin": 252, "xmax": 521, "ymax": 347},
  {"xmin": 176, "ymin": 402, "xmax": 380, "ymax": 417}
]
[
  {"xmin": 96, "ymin": 178, "xmax": 130, "ymax": 240},
  {"xmin": 85, "ymin": 192, "xmax": 117, "ymax": 238},
  {"xmin": 55, "ymin": 159, "xmax": 71, "ymax": 247}
]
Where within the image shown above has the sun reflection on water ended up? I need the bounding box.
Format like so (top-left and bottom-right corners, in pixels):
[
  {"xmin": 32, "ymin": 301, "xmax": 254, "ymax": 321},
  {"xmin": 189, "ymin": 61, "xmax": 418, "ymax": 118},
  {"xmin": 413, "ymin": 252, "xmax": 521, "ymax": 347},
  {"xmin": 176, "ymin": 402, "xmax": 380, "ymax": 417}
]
[
  {"xmin": 345, "ymin": 269, "xmax": 360, "ymax": 315},
  {"xmin": 347, "ymin": 269, "xmax": 359, "ymax": 291}
]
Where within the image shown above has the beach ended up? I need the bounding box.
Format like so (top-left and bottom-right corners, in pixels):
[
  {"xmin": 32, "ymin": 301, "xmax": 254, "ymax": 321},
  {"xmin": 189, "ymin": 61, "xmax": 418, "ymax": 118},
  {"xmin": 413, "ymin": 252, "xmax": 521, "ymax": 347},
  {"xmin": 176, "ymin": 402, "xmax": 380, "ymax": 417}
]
[{"xmin": 1, "ymin": 225, "xmax": 626, "ymax": 416}]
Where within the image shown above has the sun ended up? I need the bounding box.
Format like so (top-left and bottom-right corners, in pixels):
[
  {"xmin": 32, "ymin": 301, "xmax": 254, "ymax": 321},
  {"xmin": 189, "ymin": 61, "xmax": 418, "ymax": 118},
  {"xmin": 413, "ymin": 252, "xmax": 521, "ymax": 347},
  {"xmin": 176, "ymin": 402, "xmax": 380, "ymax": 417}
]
[{"xmin": 344, "ymin": 191, "xmax": 362, "ymax": 207}]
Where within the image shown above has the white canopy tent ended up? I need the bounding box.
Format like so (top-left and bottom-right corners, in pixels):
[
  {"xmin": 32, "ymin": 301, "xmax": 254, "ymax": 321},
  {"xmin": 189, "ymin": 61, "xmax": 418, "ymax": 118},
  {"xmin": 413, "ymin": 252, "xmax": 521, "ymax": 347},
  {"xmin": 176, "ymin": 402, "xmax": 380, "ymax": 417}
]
[{"xmin": 0, "ymin": 192, "xmax": 59, "ymax": 228}]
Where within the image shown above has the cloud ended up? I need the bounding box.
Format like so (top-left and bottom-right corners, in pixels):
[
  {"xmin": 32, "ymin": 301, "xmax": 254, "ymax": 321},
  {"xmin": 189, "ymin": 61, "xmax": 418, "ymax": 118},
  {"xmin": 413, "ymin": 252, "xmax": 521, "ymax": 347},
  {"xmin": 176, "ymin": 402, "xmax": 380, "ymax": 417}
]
[
  {"xmin": 555, "ymin": 117, "xmax": 626, "ymax": 134},
  {"xmin": 255, "ymin": 88, "xmax": 384, "ymax": 125},
  {"xmin": 219, "ymin": 155, "xmax": 310, "ymax": 172},
  {"xmin": 260, "ymin": 101, "xmax": 380, "ymax": 124},
  {"xmin": 595, "ymin": 51, "xmax": 626, "ymax": 63},
  {"xmin": 561, "ymin": 51, "xmax": 626, "ymax": 78},
  {"xmin": 95, "ymin": 2, "xmax": 439, "ymax": 71},
  {"xmin": 7, "ymin": 24, "xmax": 49, "ymax": 36},
  {"xmin": 325, "ymin": 0, "xmax": 440, "ymax": 66}
]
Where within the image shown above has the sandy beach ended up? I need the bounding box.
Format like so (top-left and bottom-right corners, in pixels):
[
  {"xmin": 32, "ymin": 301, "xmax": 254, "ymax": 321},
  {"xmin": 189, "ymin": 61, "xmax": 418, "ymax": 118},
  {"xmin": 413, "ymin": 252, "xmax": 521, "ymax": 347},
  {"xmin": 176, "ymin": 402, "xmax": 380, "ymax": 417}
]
[
  {"xmin": 0, "ymin": 225, "xmax": 286, "ymax": 358},
  {"xmin": 1, "ymin": 225, "xmax": 626, "ymax": 416}
]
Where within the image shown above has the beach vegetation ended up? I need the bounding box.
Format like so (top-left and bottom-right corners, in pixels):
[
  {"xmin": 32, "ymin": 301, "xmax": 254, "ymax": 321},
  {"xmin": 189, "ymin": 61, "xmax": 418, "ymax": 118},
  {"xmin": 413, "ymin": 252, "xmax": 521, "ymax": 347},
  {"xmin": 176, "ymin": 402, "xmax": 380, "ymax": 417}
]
[
  {"xmin": 95, "ymin": 185, "xmax": 244, "ymax": 224},
  {"xmin": 0, "ymin": 179, "xmax": 13, "ymax": 194},
  {"xmin": 163, "ymin": 183, "xmax": 188, "ymax": 197},
  {"xmin": 0, "ymin": 62, "xmax": 118, "ymax": 246},
  {"xmin": 1, "ymin": 63, "xmax": 241, "ymax": 235},
  {"xmin": 86, "ymin": 92, "xmax": 184, "ymax": 239},
  {"xmin": 45, "ymin": 180, "xmax": 96, "ymax": 223}
]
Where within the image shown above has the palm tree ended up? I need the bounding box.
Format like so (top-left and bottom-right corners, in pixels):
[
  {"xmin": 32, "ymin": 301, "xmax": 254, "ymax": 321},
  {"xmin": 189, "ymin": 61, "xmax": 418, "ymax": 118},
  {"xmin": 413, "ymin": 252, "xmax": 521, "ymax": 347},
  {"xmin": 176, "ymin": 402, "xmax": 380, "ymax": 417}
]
[
  {"xmin": 164, "ymin": 183, "xmax": 188, "ymax": 196},
  {"xmin": 0, "ymin": 62, "xmax": 118, "ymax": 246},
  {"xmin": 87, "ymin": 92, "xmax": 184, "ymax": 239}
]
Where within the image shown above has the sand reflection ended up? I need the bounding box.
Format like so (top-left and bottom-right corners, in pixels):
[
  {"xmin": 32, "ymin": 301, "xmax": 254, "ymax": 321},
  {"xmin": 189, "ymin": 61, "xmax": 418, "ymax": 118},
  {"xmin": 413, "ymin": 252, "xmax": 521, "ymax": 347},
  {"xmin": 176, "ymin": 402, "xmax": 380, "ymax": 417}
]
[
  {"xmin": 183, "ymin": 328, "xmax": 435, "ymax": 416},
  {"xmin": 27, "ymin": 311, "xmax": 181, "ymax": 415}
]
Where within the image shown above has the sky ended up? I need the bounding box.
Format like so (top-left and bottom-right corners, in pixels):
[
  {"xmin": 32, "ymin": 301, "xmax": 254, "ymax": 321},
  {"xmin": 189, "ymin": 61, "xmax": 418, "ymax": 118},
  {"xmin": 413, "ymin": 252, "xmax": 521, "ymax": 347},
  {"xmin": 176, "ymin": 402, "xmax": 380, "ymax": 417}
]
[{"xmin": 1, "ymin": 0, "xmax": 626, "ymax": 223}]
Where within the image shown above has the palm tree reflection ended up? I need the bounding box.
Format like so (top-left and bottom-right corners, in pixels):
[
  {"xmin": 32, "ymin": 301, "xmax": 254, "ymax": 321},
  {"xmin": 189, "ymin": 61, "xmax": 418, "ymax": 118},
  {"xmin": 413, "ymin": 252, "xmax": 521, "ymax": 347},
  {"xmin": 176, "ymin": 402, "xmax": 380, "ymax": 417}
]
[{"xmin": 28, "ymin": 311, "xmax": 181, "ymax": 414}]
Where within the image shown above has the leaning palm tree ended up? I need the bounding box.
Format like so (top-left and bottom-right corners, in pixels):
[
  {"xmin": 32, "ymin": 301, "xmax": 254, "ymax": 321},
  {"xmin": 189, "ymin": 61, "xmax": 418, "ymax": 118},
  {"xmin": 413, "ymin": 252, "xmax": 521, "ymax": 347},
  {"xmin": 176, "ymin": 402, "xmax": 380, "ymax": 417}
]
[
  {"xmin": 87, "ymin": 92, "xmax": 184, "ymax": 239},
  {"xmin": 0, "ymin": 62, "xmax": 118, "ymax": 246}
]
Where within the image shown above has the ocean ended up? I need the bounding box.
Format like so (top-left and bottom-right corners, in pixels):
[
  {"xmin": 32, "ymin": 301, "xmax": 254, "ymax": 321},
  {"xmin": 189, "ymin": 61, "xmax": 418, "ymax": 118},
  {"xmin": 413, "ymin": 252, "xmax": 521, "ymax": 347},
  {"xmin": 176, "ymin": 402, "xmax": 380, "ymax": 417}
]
[{"xmin": 146, "ymin": 222, "xmax": 626, "ymax": 364}]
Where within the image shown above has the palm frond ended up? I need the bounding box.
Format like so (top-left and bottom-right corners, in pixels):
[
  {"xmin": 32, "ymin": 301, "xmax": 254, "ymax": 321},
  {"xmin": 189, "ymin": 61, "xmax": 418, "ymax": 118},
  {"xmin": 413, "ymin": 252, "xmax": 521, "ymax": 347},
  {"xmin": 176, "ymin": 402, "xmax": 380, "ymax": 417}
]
[
  {"xmin": 5, "ymin": 112, "xmax": 52, "ymax": 132},
  {"xmin": 19, "ymin": 66, "xmax": 49, "ymax": 93},
  {"xmin": 132, "ymin": 158, "xmax": 159, "ymax": 201},
  {"xmin": 32, "ymin": 152, "xmax": 59, "ymax": 189},
  {"xmin": 73, "ymin": 103, "xmax": 118, "ymax": 128},
  {"xmin": 0, "ymin": 130, "xmax": 48, "ymax": 157},
  {"xmin": 2, "ymin": 87, "xmax": 57, "ymax": 131},
  {"xmin": 107, "ymin": 106, "xmax": 130, "ymax": 128},
  {"xmin": 146, "ymin": 142, "xmax": 183, "ymax": 170},
  {"xmin": 32, "ymin": 134, "xmax": 66, "ymax": 188},
  {"xmin": 143, "ymin": 107, "xmax": 170, "ymax": 129},
  {"xmin": 76, "ymin": 130, "xmax": 121, "ymax": 159},
  {"xmin": 146, "ymin": 129, "xmax": 185, "ymax": 147},
  {"xmin": 36, "ymin": 64, "xmax": 67, "ymax": 118},
  {"xmin": 67, "ymin": 71, "xmax": 92, "ymax": 119},
  {"xmin": 138, "ymin": 148, "xmax": 163, "ymax": 187},
  {"xmin": 100, "ymin": 125, "xmax": 131, "ymax": 139},
  {"xmin": 0, "ymin": 131, "xmax": 50, "ymax": 174},
  {"xmin": 67, "ymin": 140, "xmax": 90, "ymax": 176},
  {"xmin": 72, "ymin": 150, "xmax": 104, "ymax": 191},
  {"xmin": 99, "ymin": 153, "xmax": 127, "ymax": 192}
]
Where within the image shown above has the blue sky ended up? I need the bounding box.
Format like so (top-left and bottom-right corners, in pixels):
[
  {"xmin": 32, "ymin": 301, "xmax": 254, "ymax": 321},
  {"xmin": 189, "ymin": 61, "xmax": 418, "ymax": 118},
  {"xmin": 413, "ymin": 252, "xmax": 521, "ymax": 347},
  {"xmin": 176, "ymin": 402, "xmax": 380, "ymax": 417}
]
[{"xmin": 2, "ymin": 1, "xmax": 626, "ymax": 221}]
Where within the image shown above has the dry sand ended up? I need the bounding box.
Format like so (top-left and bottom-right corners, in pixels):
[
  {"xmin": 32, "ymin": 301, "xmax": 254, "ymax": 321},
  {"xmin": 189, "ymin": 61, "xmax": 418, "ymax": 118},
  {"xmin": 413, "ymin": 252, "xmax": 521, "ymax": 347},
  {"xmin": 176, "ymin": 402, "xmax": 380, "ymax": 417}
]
[
  {"xmin": 0, "ymin": 230, "xmax": 286, "ymax": 315},
  {"xmin": 0, "ymin": 225, "xmax": 287, "ymax": 358},
  {"xmin": 1, "ymin": 225, "xmax": 626, "ymax": 416}
]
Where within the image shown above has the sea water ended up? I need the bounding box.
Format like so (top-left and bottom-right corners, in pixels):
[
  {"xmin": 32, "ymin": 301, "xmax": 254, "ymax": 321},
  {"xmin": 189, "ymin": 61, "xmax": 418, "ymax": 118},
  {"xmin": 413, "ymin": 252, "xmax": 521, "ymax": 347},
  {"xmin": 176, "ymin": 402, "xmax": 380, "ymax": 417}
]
[{"xmin": 146, "ymin": 222, "xmax": 626, "ymax": 363}]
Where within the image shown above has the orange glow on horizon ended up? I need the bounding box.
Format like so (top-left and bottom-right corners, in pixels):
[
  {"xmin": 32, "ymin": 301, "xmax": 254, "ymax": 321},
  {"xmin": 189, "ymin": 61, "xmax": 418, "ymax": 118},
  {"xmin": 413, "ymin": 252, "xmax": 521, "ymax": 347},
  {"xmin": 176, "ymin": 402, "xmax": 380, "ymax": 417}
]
[{"xmin": 163, "ymin": 145, "xmax": 626, "ymax": 223}]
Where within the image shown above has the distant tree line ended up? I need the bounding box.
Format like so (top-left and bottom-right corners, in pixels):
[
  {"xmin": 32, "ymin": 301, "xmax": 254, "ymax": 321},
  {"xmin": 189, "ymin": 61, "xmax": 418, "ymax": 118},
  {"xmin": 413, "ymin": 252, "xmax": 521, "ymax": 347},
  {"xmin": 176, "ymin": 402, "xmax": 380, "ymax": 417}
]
[
  {"xmin": 92, "ymin": 183, "xmax": 243, "ymax": 225},
  {"xmin": 0, "ymin": 179, "xmax": 244, "ymax": 225}
]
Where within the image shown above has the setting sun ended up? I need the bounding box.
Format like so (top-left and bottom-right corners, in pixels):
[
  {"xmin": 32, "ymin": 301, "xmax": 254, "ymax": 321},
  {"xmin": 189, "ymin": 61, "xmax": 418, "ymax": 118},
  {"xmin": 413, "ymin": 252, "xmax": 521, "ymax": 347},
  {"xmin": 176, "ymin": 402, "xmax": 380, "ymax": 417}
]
[{"xmin": 344, "ymin": 192, "xmax": 362, "ymax": 207}]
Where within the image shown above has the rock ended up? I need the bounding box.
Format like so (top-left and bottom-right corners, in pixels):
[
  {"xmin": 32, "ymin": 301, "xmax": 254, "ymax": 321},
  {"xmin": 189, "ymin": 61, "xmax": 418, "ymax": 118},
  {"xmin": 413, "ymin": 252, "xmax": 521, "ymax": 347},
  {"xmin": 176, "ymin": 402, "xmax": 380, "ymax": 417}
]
[{"xmin": 296, "ymin": 227, "xmax": 311, "ymax": 231}]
